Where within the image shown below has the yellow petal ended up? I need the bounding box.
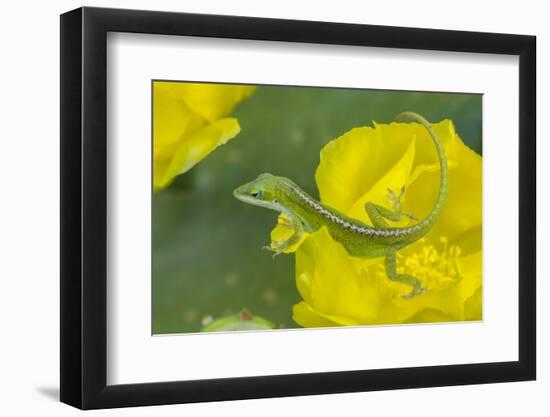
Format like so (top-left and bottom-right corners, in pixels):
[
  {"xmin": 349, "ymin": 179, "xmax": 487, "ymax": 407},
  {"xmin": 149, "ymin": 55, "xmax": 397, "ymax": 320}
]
[
  {"xmin": 464, "ymin": 286, "xmax": 483, "ymax": 321},
  {"xmin": 316, "ymin": 125, "xmax": 411, "ymax": 212},
  {"xmin": 410, "ymin": 119, "xmax": 460, "ymax": 167},
  {"xmin": 451, "ymin": 225, "xmax": 482, "ymax": 257},
  {"xmin": 153, "ymin": 84, "xmax": 206, "ymax": 160},
  {"xmin": 315, "ymin": 120, "xmax": 459, "ymax": 214},
  {"xmin": 154, "ymin": 118, "xmax": 241, "ymax": 191},
  {"xmin": 296, "ymin": 227, "xmax": 386, "ymax": 324},
  {"xmin": 403, "ymin": 308, "xmax": 457, "ymax": 324},
  {"xmin": 296, "ymin": 272, "xmax": 314, "ymax": 306},
  {"xmin": 346, "ymin": 136, "xmax": 416, "ymax": 225},
  {"xmin": 157, "ymin": 82, "xmax": 256, "ymax": 122},
  {"xmin": 292, "ymin": 302, "xmax": 342, "ymax": 328},
  {"xmin": 455, "ymin": 251, "xmax": 483, "ymax": 306},
  {"xmin": 402, "ymin": 127, "xmax": 482, "ymax": 243}
]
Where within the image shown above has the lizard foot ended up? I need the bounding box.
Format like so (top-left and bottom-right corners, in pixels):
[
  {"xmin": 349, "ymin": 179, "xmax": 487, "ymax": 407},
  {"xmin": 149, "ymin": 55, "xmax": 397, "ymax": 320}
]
[
  {"xmin": 386, "ymin": 187, "xmax": 417, "ymax": 221},
  {"xmin": 386, "ymin": 186, "xmax": 406, "ymax": 211},
  {"xmin": 262, "ymin": 239, "xmax": 287, "ymax": 259},
  {"xmin": 402, "ymin": 286, "xmax": 426, "ymax": 300},
  {"xmin": 277, "ymin": 216, "xmax": 292, "ymax": 228}
]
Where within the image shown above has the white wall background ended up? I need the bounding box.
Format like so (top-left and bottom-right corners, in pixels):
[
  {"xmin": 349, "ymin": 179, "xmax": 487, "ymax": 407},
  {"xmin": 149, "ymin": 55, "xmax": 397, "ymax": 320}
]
[{"xmin": 0, "ymin": 0, "xmax": 545, "ymax": 415}]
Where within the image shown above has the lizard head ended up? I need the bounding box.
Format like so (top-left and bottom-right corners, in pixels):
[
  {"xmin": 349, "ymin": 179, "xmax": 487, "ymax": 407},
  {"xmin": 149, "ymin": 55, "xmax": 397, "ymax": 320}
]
[{"xmin": 233, "ymin": 173, "xmax": 288, "ymax": 212}]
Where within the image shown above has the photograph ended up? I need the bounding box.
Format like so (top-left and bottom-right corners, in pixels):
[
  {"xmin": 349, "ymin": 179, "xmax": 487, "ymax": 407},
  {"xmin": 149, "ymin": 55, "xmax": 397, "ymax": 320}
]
[{"xmin": 152, "ymin": 81, "xmax": 483, "ymax": 335}]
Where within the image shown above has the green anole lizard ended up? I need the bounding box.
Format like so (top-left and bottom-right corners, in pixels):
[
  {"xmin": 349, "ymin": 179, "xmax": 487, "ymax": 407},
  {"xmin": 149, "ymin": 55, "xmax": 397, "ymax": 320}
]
[{"xmin": 233, "ymin": 112, "xmax": 448, "ymax": 298}]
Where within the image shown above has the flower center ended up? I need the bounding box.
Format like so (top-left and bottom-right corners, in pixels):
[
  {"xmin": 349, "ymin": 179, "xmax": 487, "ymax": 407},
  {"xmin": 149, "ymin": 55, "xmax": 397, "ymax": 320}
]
[{"xmin": 396, "ymin": 237, "xmax": 462, "ymax": 292}]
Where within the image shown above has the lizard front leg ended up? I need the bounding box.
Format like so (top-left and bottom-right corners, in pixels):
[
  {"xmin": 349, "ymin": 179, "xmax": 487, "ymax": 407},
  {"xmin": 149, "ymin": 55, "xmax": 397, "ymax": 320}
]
[
  {"xmin": 263, "ymin": 215, "xmax": 304, "ymax": 258},
  {"xmin": 384, "ymin": 251, "xmax": 425, "ymax": 299}
]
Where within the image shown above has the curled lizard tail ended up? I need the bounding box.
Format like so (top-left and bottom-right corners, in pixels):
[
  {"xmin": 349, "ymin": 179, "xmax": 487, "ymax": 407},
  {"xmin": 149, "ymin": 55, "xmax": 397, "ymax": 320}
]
[{"xmin": 394, "ymin": 112, "xmax": 448, "ymax": 230}]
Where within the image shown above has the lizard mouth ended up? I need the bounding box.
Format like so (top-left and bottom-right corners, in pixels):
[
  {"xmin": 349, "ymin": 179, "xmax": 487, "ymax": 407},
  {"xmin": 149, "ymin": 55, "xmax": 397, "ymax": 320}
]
[
  {"xmin": 233, "ymin": 188, "xmax": 251, "ymax": 202},
  {"xmin": 233, "ymin": 187, "xmax": 262, "ymax": 206},
  {"xmin": 233, "ymin": 186, "xmax": 283, "ymax": 213}
]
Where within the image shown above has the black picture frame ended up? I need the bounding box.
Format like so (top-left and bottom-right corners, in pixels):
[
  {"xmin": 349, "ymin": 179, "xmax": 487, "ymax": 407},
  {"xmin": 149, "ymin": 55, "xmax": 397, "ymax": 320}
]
[{"xmin": 60, "ymin": 6, "xmax": 536, "ymax": 410}]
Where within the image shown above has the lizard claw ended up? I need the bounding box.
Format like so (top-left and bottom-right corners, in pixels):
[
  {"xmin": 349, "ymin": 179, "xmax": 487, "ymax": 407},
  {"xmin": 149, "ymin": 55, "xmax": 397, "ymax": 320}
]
[
  {"xmin": 263, "ymin": 241, "xmax": 285, "ymax": 259},
  {"xmin": 387, "ymin": 186, "xmax": 406, "ymax": 206},
  {"xmin": 404, "ymin": 211, "xmax": 418, "ymax": 221},
  {"xmin": 399, "ymin": 186, "xmax": 406, "ymax": 198}
]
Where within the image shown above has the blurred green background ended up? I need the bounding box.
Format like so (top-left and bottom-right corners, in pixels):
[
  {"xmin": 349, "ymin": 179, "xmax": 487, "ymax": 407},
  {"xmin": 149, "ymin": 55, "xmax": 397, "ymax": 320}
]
[{"xmin": 153, "ymin": 85, "xmax": 482, "ymax": 334}]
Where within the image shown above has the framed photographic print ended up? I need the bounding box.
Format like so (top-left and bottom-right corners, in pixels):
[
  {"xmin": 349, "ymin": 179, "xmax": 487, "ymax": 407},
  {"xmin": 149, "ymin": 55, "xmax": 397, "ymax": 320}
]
[{"xmin": 60, "ymin": 6, "xmax": 536, "ymax": 409}]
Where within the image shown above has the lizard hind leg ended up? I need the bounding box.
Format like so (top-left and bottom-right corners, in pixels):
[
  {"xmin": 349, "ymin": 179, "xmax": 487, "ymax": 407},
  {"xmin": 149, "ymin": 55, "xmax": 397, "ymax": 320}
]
[
  {"xmin": 388, "ymin": 187, "xmax": 418, "ymax": 221},
  {"xmin": 384, "ymin": 251, "xmax": 425, "ymax": 299},
  {"xmin": 365, "ymin": 186, "xmax": 416, "ymax": 225}
]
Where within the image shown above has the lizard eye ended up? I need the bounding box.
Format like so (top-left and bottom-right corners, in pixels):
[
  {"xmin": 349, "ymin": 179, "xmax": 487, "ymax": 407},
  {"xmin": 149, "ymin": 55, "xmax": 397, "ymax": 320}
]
[{"xmin": 250, "ymin": 191, "xmax": 261, "ymax": 199}]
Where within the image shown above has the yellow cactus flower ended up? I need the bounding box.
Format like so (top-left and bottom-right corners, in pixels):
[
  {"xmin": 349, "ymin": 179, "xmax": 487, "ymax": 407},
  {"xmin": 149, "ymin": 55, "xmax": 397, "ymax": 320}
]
[
  {"xmin": 271, "ymin": 120, "xmax": 482, "ymax": 327},
  {"xmin": 153, "ymin": 82, "xmax": 255, "ymax": 191}
]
